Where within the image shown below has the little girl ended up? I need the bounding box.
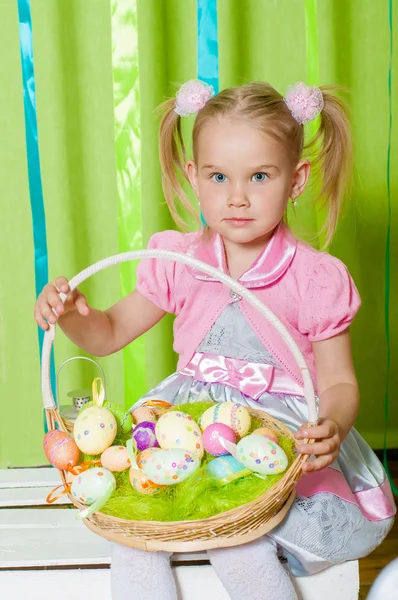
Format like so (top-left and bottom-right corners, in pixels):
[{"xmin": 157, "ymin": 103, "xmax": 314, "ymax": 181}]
[{"xmin": 35, "ymin": 80, "xmax": 395, "ymax": 600}]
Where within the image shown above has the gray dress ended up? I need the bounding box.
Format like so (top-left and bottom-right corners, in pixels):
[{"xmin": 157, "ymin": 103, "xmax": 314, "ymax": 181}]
[{"xmin": 130, "ymin": 301, "xmax": 394, "ymax": 576}]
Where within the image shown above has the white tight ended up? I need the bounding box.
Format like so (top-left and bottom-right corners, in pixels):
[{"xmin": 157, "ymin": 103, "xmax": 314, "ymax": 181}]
[{"xmin": 110, "ymin": 536, "xmax": 298, "ymax": 600}]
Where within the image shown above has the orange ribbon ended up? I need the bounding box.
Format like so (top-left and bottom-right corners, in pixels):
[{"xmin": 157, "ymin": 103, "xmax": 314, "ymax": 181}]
[{"xmin": 46, "ymin": 460, "xmax": 101, "ymax": 504}]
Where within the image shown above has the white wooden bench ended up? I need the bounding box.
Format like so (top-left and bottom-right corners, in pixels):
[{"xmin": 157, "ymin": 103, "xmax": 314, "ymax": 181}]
[{"xmin": 0, "ymin": 468, "xmax": 360, "ymax": 599}]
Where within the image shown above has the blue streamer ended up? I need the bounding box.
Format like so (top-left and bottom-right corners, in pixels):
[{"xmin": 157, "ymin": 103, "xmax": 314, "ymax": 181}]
[
  {"xmin": 17, "ymin": 0, "xmax": 56, "ymax": 415},
  {"xmin": 197, "ymin": 0, "xmax": 219, "ymax": 94},
  {"xmin": 197, "ymin": 0, "xmax": 219, "ymax": 225}
]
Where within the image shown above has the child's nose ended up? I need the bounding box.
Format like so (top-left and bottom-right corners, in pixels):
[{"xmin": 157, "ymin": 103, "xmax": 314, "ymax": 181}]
[{"xmin": 228, "ymin": 186, "xmax": 250, "ymax": 208}]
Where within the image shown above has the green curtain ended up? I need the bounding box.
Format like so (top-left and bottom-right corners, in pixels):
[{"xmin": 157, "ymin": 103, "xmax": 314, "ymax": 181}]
[{"xmin": 0, "ymin": 0, "xmax": 396, "ymax": 468}]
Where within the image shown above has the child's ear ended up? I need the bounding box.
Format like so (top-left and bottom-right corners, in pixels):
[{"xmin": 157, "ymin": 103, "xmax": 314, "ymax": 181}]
[
  {"xmin": 291, "ymin": 160, "xmax": 311, "ymax": 199},
  {"xmin": 186, "ymin": 161, "xmax": 199, "ymax": 196}
]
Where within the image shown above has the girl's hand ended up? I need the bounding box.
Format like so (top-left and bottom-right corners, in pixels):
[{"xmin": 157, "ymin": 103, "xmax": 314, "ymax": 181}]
[
  {"xmin": 295, "ymin": 418, "xmax": 341, "ymax": 473},
  {"xmin": 34, "ymin": 276, "xmax": 90, "ymax": 331}
]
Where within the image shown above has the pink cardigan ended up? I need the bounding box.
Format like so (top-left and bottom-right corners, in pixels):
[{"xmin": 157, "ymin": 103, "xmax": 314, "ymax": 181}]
[{"xmin": 136, "ymin": 225, "xmax": 361, "ymax": 389}]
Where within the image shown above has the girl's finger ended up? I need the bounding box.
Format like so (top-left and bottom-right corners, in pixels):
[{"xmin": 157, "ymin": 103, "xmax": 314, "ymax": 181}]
[
  {"xmin": 302, "ymin": 454, "xmax": 334, "ymax": 473},
  {"xmin": 74, "ymin": 294, "xmax": 90, "ymax": 316},
  {"xmin": 34, "ymin": 306, "xmax": 49, "ymax": 330},
  {"xmin": 45, "ymin": 289, "xmax": 65, "ymax": 314},
  {"xmin": 298, "ymin": 439, "xmax": 338, "ymax": 456},
  {"xmin": 54, "ymin": 276, "xmax": 70, "ymax": 293},
  {"xmin": 296, "ymin": 424, "xmax": 332, "ymax": 440}
]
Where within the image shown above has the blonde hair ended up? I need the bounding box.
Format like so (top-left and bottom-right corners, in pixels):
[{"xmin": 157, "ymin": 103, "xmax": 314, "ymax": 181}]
[{"xmin": 158, "ymin": 82, "xmax": 352, "ymax": 246}]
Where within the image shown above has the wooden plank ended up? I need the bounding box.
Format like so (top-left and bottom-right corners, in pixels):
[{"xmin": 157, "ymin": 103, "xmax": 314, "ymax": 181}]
[
  {"xmin": 0, "ymin": 468, "xmax": 57, "ymax": 487},
  {"xmin": 0, "ymin": 486, "xmax": 70, "ymax": 507},
  {"xmin": 0, "ymin": 508, "xmax": 207, "ymax": 567},
  {"xmin": 0, "ymin": 566, "xmax": 230, "ymax": 600},
  {"xmin": 0, "ymin": 508, "xmax": 112, "ymax": 568},
  {"xmin": 0, "ymin": 563, "xmax": 359, "ymax": 600}
]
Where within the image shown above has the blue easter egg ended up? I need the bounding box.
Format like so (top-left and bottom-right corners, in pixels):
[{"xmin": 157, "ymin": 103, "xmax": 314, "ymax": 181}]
[{"xmin": 206, "ymin": 455, "xmax": 250, "ymax": 485}]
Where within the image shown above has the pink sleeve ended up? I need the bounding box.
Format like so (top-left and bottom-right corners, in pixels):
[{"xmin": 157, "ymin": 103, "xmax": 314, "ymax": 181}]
[
  {"xmin": 298, "ymin": 255, "xmax": 361, "ymax": 342},
  {"xmin": 136, "ymin": 231, "xmax": 183, "ymax": 314}
]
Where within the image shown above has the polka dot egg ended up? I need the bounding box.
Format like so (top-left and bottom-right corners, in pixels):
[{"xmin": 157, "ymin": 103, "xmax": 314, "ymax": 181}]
[
  {"xmin": 156, "ymin": 411, "xmax": 203, "ymax": 458},
  {"xmin": 100, "ymin": 446, "xmax": 131, "ymax": 472},
  {"xmin": 236, "ymin": 434, "xmax": 289, "ymax": 476},
  {"xmin": 71, "ymin": 467, "xmax": 116, "ymax": 508},
  {"xmin": 143, "ymin": 448, "xmax": 200, "ymax": 485},
  {"xmin": 73, "ymin": 406, "xmax": 117, "ymax": 455}
]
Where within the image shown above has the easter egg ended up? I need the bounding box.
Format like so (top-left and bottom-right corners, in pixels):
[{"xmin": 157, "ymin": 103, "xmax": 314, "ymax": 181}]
[
  {"xmin": 202, "ymin": 423, "xmax": 236, "ymax": 456},
  {"xmin": 156, "ymin": 411, "xmax": 204, "ymax": 458},
  {"xmin": 132, "ymin": 406, "xmax": 157, "ymax": 424},
  {"xmin": 136, "ymin": 447, "xmax": 161, "ymax": 469},
  {"xmin": 143, "ymin": 448, "xmax": 200, "ymax": 485},
  {"xmin": 252, "ymin": 427, "xmax": 279, "ymax": 445},
  {"xmin": 206, "ymin": 455, "xmax": 251, "ymax": 485},
  {"xmin": 129, "ymin": 467, "xmax": 164, "ymax": 495},
  {"xmin": 43, "ymin": 430, "xmax": 80, "ymax": 471},
  {"xmin": 199, "ymin": 402, "xmax": 251, "ymax": 438},
  {"xmin": 132, "ymin": 421, "xmax": 159, "ymax": 451},
  {"xmin": 80, "ymin": 400, "xmax": 133, "ymax": 435},
  {"xmin": 71, "ymin": 467, "xmax": 116, "ymax": 513},
  {"xmin": 74, "ymin": 407, "xmax": 117, "ymax": 455},
  {"xmin": 100, "ymin": 446, "xmax": 131, "ymax": 472},
  {"xmin": 236, "ymin": 434, "xmax": 289, "ymax": 475}
]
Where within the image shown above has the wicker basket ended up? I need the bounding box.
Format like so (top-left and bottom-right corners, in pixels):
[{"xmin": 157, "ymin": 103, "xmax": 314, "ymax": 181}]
[{"xmin": 41, "ymin": 249, "xmax": 317, "ymax": 551}]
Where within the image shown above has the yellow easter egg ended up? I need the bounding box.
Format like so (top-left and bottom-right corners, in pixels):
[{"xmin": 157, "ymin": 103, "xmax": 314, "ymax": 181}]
[
  {"xmin": 199, "ymin": 402, "xmax": 251, "ymax": 438},
  {"xmin": 74, "ymin": 406, "xmax": 117, "ymax": 455},
  {"xmin": 156, "ymin": 411, "xmax": 203, "ymax": 458}
]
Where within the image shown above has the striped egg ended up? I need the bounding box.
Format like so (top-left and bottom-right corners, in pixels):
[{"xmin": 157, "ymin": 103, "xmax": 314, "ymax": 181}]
[{"xmin": 199, "ymin": 403, "xmax": 251, "ymax": 438}]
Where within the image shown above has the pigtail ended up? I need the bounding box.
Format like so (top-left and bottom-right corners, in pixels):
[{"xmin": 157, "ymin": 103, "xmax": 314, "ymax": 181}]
[
  {"xmin": 305, "ymin": 87, "xmax": 353, "ymax": 247},
  {"xmin": 158, "ymin": 98, "xmax": 201, "ymax": 231}
]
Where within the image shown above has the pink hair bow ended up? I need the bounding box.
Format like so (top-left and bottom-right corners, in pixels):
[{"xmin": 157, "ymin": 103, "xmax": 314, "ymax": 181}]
[
  {"xmin": 284, "ymin": 82, "xmax": 324, "ymax": 125},
  {"xmin": 174, "ymin": 79, "xmax": 215, "ymax": 117}
]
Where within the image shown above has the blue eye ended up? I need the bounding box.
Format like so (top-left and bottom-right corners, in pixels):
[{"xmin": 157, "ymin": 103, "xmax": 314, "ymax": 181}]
[
  {"xmin": 251, "ymin": 173, "xmax": 268, "ymax": 182},
  {"xmin": 212, "ymin": 173, "xmax": 227, "ymax": 183}
]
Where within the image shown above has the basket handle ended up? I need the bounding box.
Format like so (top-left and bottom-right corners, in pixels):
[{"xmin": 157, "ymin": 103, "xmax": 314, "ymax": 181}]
[
  {"xmin": 41, "ymin": 250, "xmax": 318, "ymax": 424},
  {"xmin": 55, "ymin": 356, "xmax": 106, "ymax": 408}
]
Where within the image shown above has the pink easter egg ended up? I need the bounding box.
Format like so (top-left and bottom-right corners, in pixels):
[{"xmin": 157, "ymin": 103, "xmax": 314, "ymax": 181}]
[
  {"xmin": 43, "ymin": 430, "xmax": 80, "ymax": 471},
  {"xmin": 132, "ymin": 421, "xmax": 159, "ymax": 452},
  {"xmin": 252, "ymin": 427, "xmax": 278, "ymax": 445},
  {"xmin": 202, "ymin": 423, "xmax": 236, "ymax": 456}
]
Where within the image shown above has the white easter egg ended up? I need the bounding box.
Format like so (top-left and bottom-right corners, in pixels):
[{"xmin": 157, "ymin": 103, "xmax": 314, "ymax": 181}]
[
  {"xmin": 143, "ymin": 448, "xmax": 200, "ymax": 485},
  {"xmin": 199, "ymin": 402, "xmax": 251, "ymax": 438},
  {"xmin": 236, "ymin": 434, "xmax": 289, "ymax": 475},
  {"xmin": 74, "ymin": 406, "xmax": 117, "ymax": 455},
  {"xmin": 71, "ymin": 467, "xmax": 116, "ymax": 506},
  {"xmin": 100, "ymin": 446, "xmax": 131, "ymax": 472},
  {"xmin": 156, "ymin": 411, "xmax": 203, "ymax": 458}
]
